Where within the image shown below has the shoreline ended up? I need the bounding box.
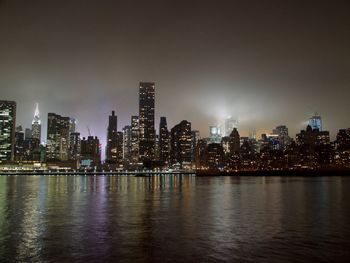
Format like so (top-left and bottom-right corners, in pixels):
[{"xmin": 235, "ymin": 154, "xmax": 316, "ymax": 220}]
[{"xmin": 0, "ymin": 169, "xmax": 350, "ymax": 176}]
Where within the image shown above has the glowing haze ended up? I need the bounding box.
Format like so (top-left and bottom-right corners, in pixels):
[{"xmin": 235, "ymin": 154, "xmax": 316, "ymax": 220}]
[{"xmin": 1, "ymin": 0, "xmax": 349, "ymax": 148}]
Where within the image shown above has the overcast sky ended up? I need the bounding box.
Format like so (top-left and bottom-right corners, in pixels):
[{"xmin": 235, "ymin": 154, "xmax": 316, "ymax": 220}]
[{"xmin": 1, "ymin": 0, "xmax": 349, "ymax": 146}]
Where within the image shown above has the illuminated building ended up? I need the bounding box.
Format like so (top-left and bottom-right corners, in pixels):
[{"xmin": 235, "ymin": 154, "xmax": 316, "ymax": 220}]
[
  {"xmin": 210, "ymin": 125, "xmax": 221, "ymax": 143},
  {"xmin": 227, "ymin": 128, "xmax": 240, "ymax": 169},
  {"xmin": 240, "ymin": 139, "xmax": 257, "ymax": 170},
  {"xmin": 14, "ymin": 126, "xmax": 25, "ymax": 161},
  {"xmin": 106, "ymin": 110, "xmax": 118, "ymax": 163},
  {"xmin": 130, "ymin": 115, "xmax": 139, "ymax": 163},
  {"xmin": 205, "ymin": 143, "xmax": 225, "ymax": 169},
  {"xmin": 272, "ymin": 125, "xmax": 290, "ymax": 150},
  {"xmin": 229, "ymin": 128, "xmax": 240, "ymax": 153},
  {"xmin": 139, "ymin": 82, "xmax": 155, "ymax": 161},
  {"xmin": 170, "ymin": 120, "xmax": 192, "ymax": 165},
  {"xmin": 296, "ymin": 125, "xmax": 331, "ymax": 168},
  {"xmin": 225, "ymin": 117, "xmax": 238, "ymax": 136},
  {"xmin": 309, "ymin": 114, "xmax": 322, "ymax": 131},
  {"xmin": 195, "ymin": 139, "xmax": 207, "ymax": 168},
  {"xmin": 0, "ymin": 100, "xmax": 16, "ymax": 161},
  {"xmin": 123, "ymin": 125, "xmax": 132, "ymax": 162},
  {"xmin": 159, "ymin": 117, "xmax": 170, "ymax": 164},
  {"xmin": 191, "ymin": 130, "xmax": 200, "ymax": 163},
  {"xmin": 46, "ymin": 113, "xmax": 70, "ymax": 161},
  {"xmin": 117, "ymin": 131, "xmax": 123, "ymax": 164},
  {"xmin": 221, "ymin": 136, "xmax": 230, "ymax": 154},
  {"xmin": 25, "ymin": 128, "xmax": 32, "ymax": 140},
  {"xmin": 31, "ymin": 103, "xmax": 41, "ymax": 142},
  {"xmin": 335, "ymin": 129, "xmax": 350, "ymax": 167},
  {"xmin": 69, "ymin": 132, "xmax": 81, "ymax": 160},
  {"xmin": 81, "ymin": 136, "xmax": 101, "ymax": 165}
]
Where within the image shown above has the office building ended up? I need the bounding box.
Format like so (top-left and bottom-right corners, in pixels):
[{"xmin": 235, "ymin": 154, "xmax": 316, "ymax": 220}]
[
  {"xmin": 159, "ymin": 117, "xmax": 170, "ymax": 164},
  {"xmin": 130, "ymin": 116, "xmax": 139, "ymax": 163},
  {"xmin": 106, "ymin": 110, "xmax": 118, "ymax": 163},
  {"xmin": 139, "ymin": 82, "xmax": 155, "ymax": 161},
  {"xmin": 46, "ymin": 113, "xmax": 70, "ymax": 161},
  {"xmin": 170, "ymin": 120, "xmax": 192, "ymax": 165},
  {"xmin": 0, "ymin": 100, "xmax": 16, "ymax": 161}
]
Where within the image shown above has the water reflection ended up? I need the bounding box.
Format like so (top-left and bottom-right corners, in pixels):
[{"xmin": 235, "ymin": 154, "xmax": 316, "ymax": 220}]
[{"xmin": 0, "ymin": 175, "xmax": 350, "ymax": 262}]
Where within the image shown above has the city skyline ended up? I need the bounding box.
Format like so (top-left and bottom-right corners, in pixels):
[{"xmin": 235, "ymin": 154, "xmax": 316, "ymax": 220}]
[{"xmin": 1, "ymin": 0, "xmax": 349, "ymax": 145}]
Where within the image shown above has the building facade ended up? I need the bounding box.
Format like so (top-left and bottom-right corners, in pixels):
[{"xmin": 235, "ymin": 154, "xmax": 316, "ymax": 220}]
[
  {"xmin": 139, "ymin": 82, "xmax": 155, "ymax": 161},
  {"xmin": 0, "ymin": 100, "xmax": 16, "ymax": 161},
  {"xmin": 46, "ymin": 113, "xmax": 70, "ymax": 161}
]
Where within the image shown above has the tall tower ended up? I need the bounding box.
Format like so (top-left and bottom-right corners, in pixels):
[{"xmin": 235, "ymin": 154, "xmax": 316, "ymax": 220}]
[
  {"xmin": 229, "ymin": 128, "xmax": 240, "ymax": 153},
  {"xmin": 106, "ymin": 110, "xmax": 118, "ymax": 163},
  {"xmin": 131, "ymin": 116, "xmax": 139, "ymax": 163},
  {"xmin": 139, "ymin": 82, "xmax": 155, "ymax": 161},
  {"xmin": 170, "ymin": 120, "xmax": 192, "ymax": 165},
  {"xmin": 31, "ymin": 103, "xmax": 41, "ymax": 142},
  {"xmin": 46, "ymin": 113, "xmax": 70, "ymax": 161},
  {"xmin": 0, "ymin": 100, "xmax": 16, "ymax": 161},
  {"xmin": 159, "ymin": 116, "xmax": 170, "ymax": 164}
]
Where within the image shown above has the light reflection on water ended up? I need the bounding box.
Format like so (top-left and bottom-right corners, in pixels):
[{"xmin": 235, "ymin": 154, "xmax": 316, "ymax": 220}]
[{"xmin": 0, "ymin": 175, "xmax": 350, "ymax": 262}]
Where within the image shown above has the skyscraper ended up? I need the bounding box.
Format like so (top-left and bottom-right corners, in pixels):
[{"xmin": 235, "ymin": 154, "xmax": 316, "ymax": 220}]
[
  {"xmin": 123, "ymin": 125, "xmax": 132, "ymax": 162},
  {"xmin": 209, "ymin": 125, "xmax": 221, "ymax": 143},
  {"xmin": 170, "ymin": 120, "xmax": 192, "ymax": 165},
  {"xmin": 130, "ymin": 115, "xmax": 139, "ymax": 163},
  {"xmin": 139, "ymin": 82, "xmax": 155, "ymax": 161},
  {"xmin": 272, "ymin": 125, "xmax": 290, "ymax": 150},
  {"xmin": 191, "ymin": 130, "xmax": 200, "ymax": 163},
  {"xmin": 31, "ymin": 103, "xmax": 41, "ymax": 142},
  {"xmin": 229, "ymin": 128, "xmax": 240, "ymax": 153},
  {"xmin": 81, "ymin": 136, "xmax": 101, "ymax": 165},
  {"xmin": 69, "ymin": 132, "xmax": 81, "ymax": 160},
  {"xmin": 159, "ymin": 117, "xmax": 170, "ymax": 164},
  {"xmin": 0, "ymin": 100, "xmax": 16, "ymax": 161},
  {"xmin": 46, "ymin": 113, "xmax": 70, "ymax": 161},
  {"xmin": 309, "ymin": 114, "xmax": 322, "ymax": 131},
  {"xmin": 106, "ymin": 110, "xmax": 118, "ymax": 163}
]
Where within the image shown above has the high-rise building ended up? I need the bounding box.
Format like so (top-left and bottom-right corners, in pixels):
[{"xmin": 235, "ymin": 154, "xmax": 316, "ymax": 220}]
[
  {"xmin": 123, "ymin": 125, "xmax": 132, "ymax": 162},
  {"xmin": 170, "ymin": 120, "xmax": 192, "ymax": 165},
  {"xmin": 69, "ymin": 118, "xmax": 77, "ymax": 133},
  {"xmin": 272, "ymin": 125, "xmax": 290, "ymax": 150},
  {"xmin": 81, "ymin": 136, "xmax": 101, "ymax": 165},
  {"xmin": 69, "ymin": 132, "xmax": 81, "ymax": 160},
  {"xmin": 106, "ymin": 110, "xmax": 118, "ymax": 163},
  {"xmin": 210, "ymin": 125, "xmax": 222, "ymax": 143},
  {"xmin": 191, "ymin": 130, "xmax": 200, "ymax": 163},
  {"xmin": 117, "ymin": 131, "xmax": 123, "ymax": 164},
  {"xmin": 309, "ymin": 114, "xmax": 322, "ymax": 131},
  {"xmin": 131, "ymin": 116, "xmax": 139, "ymax": 163},
  {"xmin": 229, "ymin": 128, "xmax": 240, "ymax": 153},
  {"xmin": 225, "ymin": 117, "xmax": 238, "ymax": 136},
  {"xmin": 14, "ymin": 126, "xmax": 25, "ymax": 161},
  {"xmin": 31, "ymin": 103, "xmax": 41, "ymax": 142},
  {"xmin": 0, "ymin": 100, "xmax": 16, "ymax": 161},
  {"xmin": 46, "ymin": 113, "xmax": 70, "ymax": 161},
  {"xmin": 159, "ymin": 117, "xmax": 170, "ymax": 164},
  {"xmin": 25, "ymin": 128, "xmax": 32, "ymax": 140},
  {"xmin": 139, "ymin": 82, "xmax": 155, "ymax": 161}
]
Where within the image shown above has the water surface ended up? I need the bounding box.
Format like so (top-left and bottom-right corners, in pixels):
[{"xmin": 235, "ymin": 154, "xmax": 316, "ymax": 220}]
[{"xmin": 0, "ymin": 175, "xmax": 350, "ymax": 262}]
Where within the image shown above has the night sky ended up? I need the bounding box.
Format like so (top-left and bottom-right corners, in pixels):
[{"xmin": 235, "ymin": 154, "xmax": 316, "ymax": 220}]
[{"xmin": 1, "ymin": 0, "xmax": 349, "ymax": 146}]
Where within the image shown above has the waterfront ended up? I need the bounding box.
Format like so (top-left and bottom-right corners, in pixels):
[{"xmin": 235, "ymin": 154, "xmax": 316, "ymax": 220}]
[{"xmin": 1, "ymin": 175, "xmax": 350, "ymax": 262}]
